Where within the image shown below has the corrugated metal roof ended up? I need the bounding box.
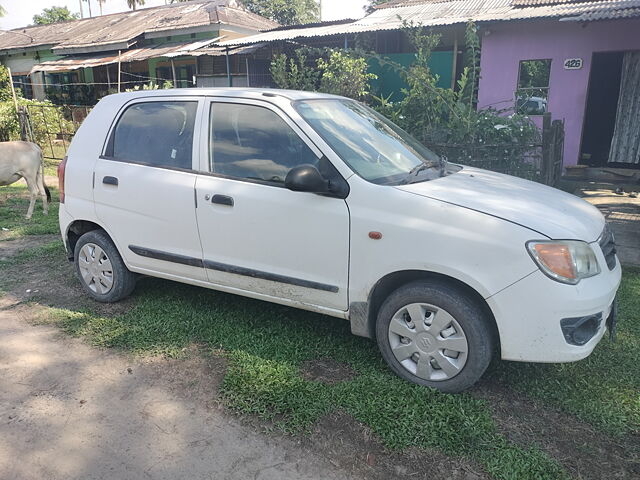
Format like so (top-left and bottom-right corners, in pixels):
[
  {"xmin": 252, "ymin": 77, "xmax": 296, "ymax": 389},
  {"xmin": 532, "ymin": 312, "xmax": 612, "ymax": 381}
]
[
  {"xmin": 512, "ymin": 0, "xmax": 611, "ymax": 6},
  {"xmin": 218, "ymin": 0, "xmax": 640, "ymax": 46},
  {"xmin": 0, "ymin": 0, "xmax": 277, "ymax": 54},
  {"xmin": 29, "ymin": 38, "xmax": 222, "ymax": 73}
]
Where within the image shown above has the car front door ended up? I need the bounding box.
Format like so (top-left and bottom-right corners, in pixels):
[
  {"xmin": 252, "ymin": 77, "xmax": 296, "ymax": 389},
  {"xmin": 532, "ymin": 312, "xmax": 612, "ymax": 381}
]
[
  {"xmin": 194, "ymin": 98, "xmax": 350, "ymax": 311},
  {"xmin": 93, "ymin": 97, "xmax": 207, "ymax": 282}
]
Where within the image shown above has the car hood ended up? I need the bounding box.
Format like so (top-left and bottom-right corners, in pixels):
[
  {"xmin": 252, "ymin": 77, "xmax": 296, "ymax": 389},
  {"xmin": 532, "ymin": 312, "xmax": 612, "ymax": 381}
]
[{"xmin": 396, "ymin": 166, "xmax": 605, "ymax": 241}]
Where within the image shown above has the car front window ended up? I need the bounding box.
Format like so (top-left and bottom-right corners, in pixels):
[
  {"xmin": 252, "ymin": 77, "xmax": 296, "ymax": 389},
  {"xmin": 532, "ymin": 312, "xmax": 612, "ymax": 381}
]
[{"xmin": 295, "ymin": 99, "xmax": 443, "ymax": 185}]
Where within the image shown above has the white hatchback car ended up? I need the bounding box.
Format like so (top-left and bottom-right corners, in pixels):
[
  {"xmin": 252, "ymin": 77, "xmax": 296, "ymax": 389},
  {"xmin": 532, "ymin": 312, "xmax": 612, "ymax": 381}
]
[{"xmin": 58, "ymin": 88, "xmax": 620, "ymax": 392}]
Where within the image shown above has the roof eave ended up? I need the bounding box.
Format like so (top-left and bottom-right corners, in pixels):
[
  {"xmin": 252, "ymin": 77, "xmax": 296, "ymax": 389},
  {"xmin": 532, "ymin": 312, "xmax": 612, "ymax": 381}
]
[{"xmin": 52, "ymin": 40, "xmax": 137, "ymax": 55}]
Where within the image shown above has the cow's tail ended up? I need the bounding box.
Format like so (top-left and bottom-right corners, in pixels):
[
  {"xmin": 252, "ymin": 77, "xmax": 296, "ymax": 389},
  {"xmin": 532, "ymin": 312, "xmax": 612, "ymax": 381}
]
[{"xmin": 35, "ymin": 144, "xmax": 51, "ymax": 203}]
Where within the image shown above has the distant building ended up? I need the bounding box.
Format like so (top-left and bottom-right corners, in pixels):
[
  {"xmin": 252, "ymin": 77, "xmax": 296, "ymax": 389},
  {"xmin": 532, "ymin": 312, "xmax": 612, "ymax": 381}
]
[
  {"xmin": 0, "ymin": 0, "xmax": 276, "ymax": 104},
  {"xmin": 221, "ymin": 0, "xmax": 640, "ymax": 169}
]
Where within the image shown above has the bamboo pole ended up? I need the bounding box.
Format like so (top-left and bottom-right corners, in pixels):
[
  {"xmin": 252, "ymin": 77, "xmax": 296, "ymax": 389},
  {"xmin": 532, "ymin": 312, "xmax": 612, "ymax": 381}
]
[
  {"xmin": 6, "ymin": 67, "xmax": 19, "ymax": 112},
  {"xmin": 117, "ymin": 50, "xmax": 122, "ymax": 92},
  {"xmin": 450, "ymin": 34, "xmax": 458, "ymax": 90},
  {"xmin": 225, "ymin": 47, "xmax": 231, "ymax": 87}
]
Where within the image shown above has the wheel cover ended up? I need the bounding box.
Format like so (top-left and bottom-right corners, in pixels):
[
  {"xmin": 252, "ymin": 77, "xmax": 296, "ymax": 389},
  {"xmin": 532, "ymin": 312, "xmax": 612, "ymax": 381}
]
[
  {"xmin": 387, "ymin": 302, "xmax": 469, "ymax": 382},
  {"xmin": 78, "ymin": 243, "xmax": 114, "ymax": 295}
]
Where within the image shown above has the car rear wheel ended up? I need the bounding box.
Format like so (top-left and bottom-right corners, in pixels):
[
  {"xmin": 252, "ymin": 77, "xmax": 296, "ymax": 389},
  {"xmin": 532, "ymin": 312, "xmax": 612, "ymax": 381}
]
[
  {"xmin": 74, "ymin": 230, "xmax": 136, "ymax": 303},
  {"xmin": 376, "ymin": 281, "xmax": 494, "ymax": 393}
]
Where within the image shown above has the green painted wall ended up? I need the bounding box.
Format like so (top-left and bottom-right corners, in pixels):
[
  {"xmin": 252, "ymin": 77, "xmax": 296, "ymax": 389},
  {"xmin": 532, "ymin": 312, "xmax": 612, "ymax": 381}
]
[
  {"xmin": 148, "ymin": 57, "xmax": 160, "ymax": 82},
  {"xmin": 368, "ymin": 51, "xmax": 454, "ymax": 102},
  {"xmin": 83, "ymin": 67, "xmax": 94, "ymax": 83}
]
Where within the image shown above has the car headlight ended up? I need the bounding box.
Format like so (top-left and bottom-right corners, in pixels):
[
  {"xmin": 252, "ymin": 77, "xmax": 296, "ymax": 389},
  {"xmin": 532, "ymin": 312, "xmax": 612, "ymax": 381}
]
[{"xmin": 526, "ymin": 240, "xmax": 600, "ymax": 285}]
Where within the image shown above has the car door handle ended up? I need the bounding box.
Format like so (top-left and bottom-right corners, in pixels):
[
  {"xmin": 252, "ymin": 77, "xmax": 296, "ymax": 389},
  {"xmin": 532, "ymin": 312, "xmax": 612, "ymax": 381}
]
[
  {"xmin": 211, "ymin": 194, "xmax": 234, "ymax": 207},
  {"xmin": 103, "ymin": 176, "xmax": 118, "ymax": 186}
]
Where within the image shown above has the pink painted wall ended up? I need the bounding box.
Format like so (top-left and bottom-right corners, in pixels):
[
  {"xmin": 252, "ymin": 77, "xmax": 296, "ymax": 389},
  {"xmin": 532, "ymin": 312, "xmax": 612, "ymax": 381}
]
[{"xmin": 477, "ymin": 18, "xmax": 640, "ymax": 167}]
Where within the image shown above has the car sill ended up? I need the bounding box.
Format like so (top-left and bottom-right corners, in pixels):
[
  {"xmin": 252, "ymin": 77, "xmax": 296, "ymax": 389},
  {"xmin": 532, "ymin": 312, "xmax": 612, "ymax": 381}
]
[{"xmin": 128, "ymin": 245, "xmax": 339, "ymax": 293}]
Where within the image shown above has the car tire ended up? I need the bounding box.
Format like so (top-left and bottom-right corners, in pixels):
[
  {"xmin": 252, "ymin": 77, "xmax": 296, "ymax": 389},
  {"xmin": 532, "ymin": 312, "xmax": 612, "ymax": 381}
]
[
  {"xmin": 376, "ymin": 280, "xmax": 495, "ymax": 393},
  {"xmin": 74, "ymin": 230, "xmax": 136, "ymax": 303}
]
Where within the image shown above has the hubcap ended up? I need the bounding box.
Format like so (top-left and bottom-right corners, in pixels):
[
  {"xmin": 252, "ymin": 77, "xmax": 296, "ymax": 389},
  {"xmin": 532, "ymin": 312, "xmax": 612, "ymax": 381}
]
[
  {"xmin": 78, "ymin": 243, "xmax": 114, "ymax": 295},
  {"xmin": 388, "ymin": 303, "xmax": 468, "ymax": 381}
]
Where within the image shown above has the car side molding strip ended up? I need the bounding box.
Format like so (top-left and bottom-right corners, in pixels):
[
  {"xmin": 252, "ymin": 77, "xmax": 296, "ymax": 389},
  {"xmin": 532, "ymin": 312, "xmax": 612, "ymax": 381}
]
[
  {"xmin": 129, "ymin": 245, "xmax": 204, "ymax": 268},
  {"xmin": 202, "ymin": 259, "xmax": 339, "ymax": 293},
  {"xmin": 128, "ymin": 245, "xmax": 338, "ymax": 293}
]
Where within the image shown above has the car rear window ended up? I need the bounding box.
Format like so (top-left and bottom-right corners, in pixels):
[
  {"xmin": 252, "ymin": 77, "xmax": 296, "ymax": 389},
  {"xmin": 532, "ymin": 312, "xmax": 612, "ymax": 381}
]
[{"xmin": 109, "ymin": 101, "xmax": 197, "ymax": 170}]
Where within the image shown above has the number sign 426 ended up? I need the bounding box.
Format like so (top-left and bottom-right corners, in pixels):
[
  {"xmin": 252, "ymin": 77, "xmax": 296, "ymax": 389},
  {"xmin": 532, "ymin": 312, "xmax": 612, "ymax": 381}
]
[{"xmin": 564, "ymin": 58, "xmax": 583, "ymax": 70}]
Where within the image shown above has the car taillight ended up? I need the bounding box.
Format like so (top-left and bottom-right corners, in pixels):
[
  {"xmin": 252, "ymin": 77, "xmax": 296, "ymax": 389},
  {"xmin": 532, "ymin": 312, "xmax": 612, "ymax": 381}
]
[{"xmin": 58, "ymin": 156, "xmax": 67, "ymax": 203}]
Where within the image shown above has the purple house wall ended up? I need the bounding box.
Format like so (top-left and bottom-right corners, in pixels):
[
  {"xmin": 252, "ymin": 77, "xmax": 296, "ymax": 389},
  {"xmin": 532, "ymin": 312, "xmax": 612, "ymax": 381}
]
[{"xmin": 477, "ymin": 18, "xmax": 640, "ymax": 168}]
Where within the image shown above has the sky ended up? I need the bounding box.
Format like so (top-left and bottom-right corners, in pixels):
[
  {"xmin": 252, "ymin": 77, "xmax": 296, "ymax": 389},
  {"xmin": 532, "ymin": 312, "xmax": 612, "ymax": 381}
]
[{"xmin": 0, "ymin": 0, "xmax": 368, "ymax": 30}]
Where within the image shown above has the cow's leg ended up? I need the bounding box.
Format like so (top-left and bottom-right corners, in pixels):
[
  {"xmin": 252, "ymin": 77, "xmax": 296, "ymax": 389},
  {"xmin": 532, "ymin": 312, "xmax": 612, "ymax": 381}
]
[
  {"xmin": 23, "ymin": 175, "xmax": 38, "ymax": 220},
  {"xmin": 36, "ymin": 167, "xmax": 48, "ymax": 215}
]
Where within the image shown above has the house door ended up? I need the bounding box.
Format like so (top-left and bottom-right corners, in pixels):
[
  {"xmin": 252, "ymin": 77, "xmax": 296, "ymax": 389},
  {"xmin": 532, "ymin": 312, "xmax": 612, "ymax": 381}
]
[{"xmin": 579, "ymin": 52, "xmax": 624, "ymax": 167}]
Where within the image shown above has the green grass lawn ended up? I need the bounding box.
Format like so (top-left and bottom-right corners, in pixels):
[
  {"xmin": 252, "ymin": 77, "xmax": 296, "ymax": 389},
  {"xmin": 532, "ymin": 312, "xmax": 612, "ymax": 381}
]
[
  {"xmin": 0, "ymin": 185, "xmax": 60, "ymax": 239},
  {"xmin": 1, "ymin": 186, "xmax": 638, "ymax": 479}
]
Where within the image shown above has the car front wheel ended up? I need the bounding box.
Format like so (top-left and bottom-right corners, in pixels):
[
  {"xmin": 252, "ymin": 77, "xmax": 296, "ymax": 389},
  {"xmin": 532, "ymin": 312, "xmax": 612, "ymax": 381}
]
[{"xmin": 376, "ymin": 281, "xmax": 495, "ymax": 393}]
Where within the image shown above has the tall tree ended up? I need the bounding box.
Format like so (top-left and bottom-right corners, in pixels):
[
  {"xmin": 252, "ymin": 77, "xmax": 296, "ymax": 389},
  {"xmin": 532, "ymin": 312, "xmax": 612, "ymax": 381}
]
[
  {"xmin": 127, "ymin": 0, "xmax": 145, "ymax": 10},
  {"xmin": 97, "ymin": 0, "xmax": 106, "ymax": 15},
  {"xmin": 0, "ymin": 5, "xmax": 6, "ymax": 17},
  {"xmin": 243, "ymin": 0, "xmax": 319, "ymax": 26},
  {"xmin": 33, "ymin": 6, "xmax": 80, "ymax": 25}
]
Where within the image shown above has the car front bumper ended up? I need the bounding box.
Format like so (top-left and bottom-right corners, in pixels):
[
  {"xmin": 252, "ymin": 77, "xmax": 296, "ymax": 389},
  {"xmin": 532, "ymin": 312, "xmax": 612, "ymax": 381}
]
[{"xmin": 487, "ymin": 256, "xmax": 621, "ymax": 363}]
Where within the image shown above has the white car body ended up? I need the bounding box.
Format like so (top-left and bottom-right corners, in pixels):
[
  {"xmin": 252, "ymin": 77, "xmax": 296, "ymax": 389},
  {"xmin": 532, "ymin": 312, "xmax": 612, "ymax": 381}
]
[{"xmin": 59, "ymin": 88, "xmax": 620, "ymax": 378}]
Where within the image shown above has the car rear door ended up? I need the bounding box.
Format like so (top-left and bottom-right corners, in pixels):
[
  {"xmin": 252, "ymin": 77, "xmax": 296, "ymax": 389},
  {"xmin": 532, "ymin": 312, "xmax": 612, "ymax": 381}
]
[
  {"xmin": 93, "ymin": 96, "xmax": 207, "ymax": 282},
  {"xmin": 194, "ymin": 98, "xmax": 350, "ymax": 311}
]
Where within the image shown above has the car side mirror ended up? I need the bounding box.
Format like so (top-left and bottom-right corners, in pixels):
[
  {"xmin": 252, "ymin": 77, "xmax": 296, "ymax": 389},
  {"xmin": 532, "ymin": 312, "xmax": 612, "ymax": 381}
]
[{"xmin": 285, "ymin": 165, "xmax": 330, "ymax": 194}]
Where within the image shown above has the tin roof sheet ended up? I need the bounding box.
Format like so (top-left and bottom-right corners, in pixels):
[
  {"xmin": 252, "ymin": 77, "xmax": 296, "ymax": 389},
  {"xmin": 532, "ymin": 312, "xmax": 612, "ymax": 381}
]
[
  {"xmin": 0, "ymin": 0, "xmax": 277, "ymax": 54},
  {"xmin": 29, "ymin": 39, "xmax": 222, "ymax": 73},
  {"xmin": 219, "ymin": 0, "xmax": 640, "ymax": 46}
]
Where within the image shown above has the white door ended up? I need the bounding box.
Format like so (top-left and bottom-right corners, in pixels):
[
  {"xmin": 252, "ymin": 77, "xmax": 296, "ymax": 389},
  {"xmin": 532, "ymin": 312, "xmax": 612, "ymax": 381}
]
[
  {"xmin": 194, "ymin": 99, "xmax": 350, "ymax": 310},
  {"xmin": 93, "ymin": 98, "xmax": 207, "ymax": 281}
]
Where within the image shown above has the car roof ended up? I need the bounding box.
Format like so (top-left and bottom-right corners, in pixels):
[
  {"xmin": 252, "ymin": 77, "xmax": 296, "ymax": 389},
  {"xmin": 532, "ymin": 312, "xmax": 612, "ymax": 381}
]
[{"xmin": 105, "ymin": 87, "xmax": 346, "ymax": 102}]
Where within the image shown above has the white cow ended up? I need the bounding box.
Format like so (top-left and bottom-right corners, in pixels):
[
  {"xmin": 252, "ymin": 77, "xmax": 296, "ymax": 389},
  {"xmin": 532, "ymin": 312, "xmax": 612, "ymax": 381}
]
[{"xmin": 0, "ymin": 141, "xmax": 51, "ymax": 219}]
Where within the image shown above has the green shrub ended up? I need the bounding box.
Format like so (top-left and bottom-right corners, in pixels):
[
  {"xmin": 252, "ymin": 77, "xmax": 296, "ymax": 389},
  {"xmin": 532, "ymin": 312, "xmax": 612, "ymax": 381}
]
[
  {"xmin": 373, "ymin": 22, "xmax": 539, "ymax": 148},
  {"xmin": 270, "ymin": 48, "xmax": 376, "ymax": 100},
  {"xmin": 317, "ymin": 50, "xmax": 376, "ymax": 100}
]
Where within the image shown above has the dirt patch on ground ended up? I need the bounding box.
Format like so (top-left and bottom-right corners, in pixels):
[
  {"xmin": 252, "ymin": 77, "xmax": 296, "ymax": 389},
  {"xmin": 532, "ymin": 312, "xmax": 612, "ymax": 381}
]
[
  {"xmin": 474, "ymin": 380, "xmax": 640, "ymax": 479},
  {"xmin": 306, "ymin": 411, "xmax": 488, "ymax": 480},
  {"xmin": 0, "ymin": 234, "xmax": 58, "ymax": 257},
  {"xmin": 139, "ymin": 348, "xmax": 229, "ymax": 410},
  {"xmin": 301, "ymin": 358, "xmax": 357, "ymax": 385},
  {"xmin": 1, "ymin": 242, "xmax": 134, "ymax": 317},
  {"xmin": 0, "ymin": 300, "xmax": 375, "ymax": 480}
]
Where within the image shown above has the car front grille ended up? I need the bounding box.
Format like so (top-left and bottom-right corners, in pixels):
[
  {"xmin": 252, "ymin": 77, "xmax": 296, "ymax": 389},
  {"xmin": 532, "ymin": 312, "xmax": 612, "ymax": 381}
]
[{"xmin": 598, "ymin": 225, "xmax": 617, "ymax": 271}]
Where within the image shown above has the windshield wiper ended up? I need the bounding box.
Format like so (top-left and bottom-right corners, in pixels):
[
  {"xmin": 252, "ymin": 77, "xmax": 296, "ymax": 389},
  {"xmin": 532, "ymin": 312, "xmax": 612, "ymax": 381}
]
[
  {"xmin": 401, "ymin": 156, "xmax": 447, "ymax": 184},
  {"xmin": 406, "ymin": 163, "xmax": 429, "ymax": 179}
]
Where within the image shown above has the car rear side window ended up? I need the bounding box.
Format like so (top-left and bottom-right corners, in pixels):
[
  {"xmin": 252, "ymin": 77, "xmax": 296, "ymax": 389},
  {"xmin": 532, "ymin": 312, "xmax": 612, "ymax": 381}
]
[
  {"xmin": 109, "ymin": 101, "xmax": 197, "ymax": 170},
  {"xmin": 209, "ymin": 102, "xmax": 319, "ymax": 184}
]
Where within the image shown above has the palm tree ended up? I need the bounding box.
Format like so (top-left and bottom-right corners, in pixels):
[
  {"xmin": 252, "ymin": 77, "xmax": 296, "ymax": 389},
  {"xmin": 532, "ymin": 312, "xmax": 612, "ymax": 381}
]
[{"xmin": 127, "ymin": 0, "xmax": 145, "ymax": 10}]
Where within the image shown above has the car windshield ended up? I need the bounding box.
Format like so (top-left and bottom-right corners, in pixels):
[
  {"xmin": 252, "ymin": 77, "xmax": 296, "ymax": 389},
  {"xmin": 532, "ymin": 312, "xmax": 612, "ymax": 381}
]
[{"xmin": 295, "ymin": 99, "xmax": 443, "ymax": 185}]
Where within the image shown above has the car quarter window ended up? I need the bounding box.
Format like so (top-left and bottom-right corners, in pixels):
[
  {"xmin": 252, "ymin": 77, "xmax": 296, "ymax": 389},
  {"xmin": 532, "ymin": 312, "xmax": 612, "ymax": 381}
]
[
  {"xmin": 209, "ymin": 102, "xmax": 319, "ymax": 184},
  {"xmin": 110, "ymin": 101, "xmax": 198, "ymax": 170}
]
